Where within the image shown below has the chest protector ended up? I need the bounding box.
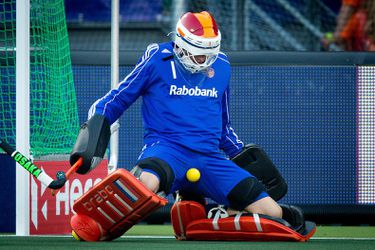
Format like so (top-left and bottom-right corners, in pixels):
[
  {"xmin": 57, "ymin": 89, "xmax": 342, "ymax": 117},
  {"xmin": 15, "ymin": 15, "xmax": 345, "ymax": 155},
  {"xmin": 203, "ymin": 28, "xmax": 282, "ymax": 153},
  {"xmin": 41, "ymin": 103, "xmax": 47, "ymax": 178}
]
[{"xmin": 171, "ymin": 201, "xmax": 316, "ymax": 242}]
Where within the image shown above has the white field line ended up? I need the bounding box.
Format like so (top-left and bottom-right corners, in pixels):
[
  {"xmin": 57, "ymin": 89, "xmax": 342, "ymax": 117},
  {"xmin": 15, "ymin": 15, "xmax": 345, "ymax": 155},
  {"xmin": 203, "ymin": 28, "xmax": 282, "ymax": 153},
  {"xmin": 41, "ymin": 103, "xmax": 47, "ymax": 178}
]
[
  {"xmin": 0, "ymin": 235, "xmax": 375, "ymax": 241},
  {"xmin": 311, "ymin": 237, "xmax": 375, "ymax": 241}
]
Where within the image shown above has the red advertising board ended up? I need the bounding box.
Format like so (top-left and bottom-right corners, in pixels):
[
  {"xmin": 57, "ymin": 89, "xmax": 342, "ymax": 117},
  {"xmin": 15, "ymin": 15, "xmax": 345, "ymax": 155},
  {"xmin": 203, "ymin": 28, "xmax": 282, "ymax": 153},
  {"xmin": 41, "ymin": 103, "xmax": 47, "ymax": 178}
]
[{"xmin": 29, "ymin": 160, "xmax": 108, "ymax": 235}]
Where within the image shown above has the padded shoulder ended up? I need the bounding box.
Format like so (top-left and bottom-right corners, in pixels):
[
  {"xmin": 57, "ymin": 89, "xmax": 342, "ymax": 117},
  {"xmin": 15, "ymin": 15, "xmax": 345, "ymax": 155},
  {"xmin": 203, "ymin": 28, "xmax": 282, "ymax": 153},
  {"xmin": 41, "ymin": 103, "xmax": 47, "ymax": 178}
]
[
  {"xmin": 144, "ymin": 42, "xmax": 174, "ymax": 62},
  {"xmin": 217, "ymin": 52, "xmax": 230, "ymax": 64}
]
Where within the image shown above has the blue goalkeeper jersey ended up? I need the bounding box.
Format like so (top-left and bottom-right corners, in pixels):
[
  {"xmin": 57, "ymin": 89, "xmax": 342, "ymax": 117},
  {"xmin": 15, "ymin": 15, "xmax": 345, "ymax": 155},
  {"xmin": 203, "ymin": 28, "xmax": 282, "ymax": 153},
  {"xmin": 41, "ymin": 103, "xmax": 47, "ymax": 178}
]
[{"xmin": 89, "ymin": 42, "xmax": 243, "ymax": 157}]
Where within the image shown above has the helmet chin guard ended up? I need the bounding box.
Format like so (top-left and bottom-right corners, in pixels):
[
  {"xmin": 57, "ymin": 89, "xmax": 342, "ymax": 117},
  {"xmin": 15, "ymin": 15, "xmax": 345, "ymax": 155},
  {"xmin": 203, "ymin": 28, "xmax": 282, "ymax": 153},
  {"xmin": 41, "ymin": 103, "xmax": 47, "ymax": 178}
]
[{"xmin": 172, "ymin": 11, "xmax": 221, "ymax": 73}]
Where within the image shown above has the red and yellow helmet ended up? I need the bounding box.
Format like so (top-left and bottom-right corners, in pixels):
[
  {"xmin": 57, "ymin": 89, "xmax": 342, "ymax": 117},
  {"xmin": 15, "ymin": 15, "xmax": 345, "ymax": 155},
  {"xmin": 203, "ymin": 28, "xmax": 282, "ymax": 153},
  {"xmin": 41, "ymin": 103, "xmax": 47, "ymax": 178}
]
[{"xmin": 172, "ymin": 11, "xmax": 221, "ymax": 73}]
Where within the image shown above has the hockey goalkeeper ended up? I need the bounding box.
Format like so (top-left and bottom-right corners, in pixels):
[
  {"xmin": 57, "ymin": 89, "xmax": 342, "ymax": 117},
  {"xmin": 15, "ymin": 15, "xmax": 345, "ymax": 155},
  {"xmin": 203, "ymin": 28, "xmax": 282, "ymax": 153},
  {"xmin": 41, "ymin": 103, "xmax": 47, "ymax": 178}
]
[{"xmin": 69, "ymin": 11, "xmax": 315, "ymax": 242}]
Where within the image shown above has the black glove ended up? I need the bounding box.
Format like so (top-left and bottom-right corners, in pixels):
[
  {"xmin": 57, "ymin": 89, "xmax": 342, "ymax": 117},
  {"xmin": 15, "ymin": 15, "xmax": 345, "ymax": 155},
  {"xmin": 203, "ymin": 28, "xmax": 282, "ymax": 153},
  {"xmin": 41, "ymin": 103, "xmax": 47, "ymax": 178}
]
[
  {"xmin": 232, "ymin": 144, "xmax": 288, "ymax": 201},
  {"xmin": 70, "ymin": 114, "xmax": 111, "ymax": 174}
]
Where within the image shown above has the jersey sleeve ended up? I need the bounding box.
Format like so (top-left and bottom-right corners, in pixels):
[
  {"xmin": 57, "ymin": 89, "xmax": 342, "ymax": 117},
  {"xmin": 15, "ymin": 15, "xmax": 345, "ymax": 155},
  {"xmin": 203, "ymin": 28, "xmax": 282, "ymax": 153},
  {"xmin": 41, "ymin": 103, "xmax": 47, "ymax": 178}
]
[
  {"xmin": 219, "ymin": 87, "xmax": 244, "ymax": 158},
  {"xmin": 87, "ymin": 44, "xmax": 159, "ymax": 124}
]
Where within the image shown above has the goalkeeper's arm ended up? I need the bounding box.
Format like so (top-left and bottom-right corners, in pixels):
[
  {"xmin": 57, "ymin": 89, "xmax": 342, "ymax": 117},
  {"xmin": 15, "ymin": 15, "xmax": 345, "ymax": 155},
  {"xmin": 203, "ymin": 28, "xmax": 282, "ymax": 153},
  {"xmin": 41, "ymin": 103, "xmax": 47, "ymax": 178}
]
[{"xmin": 219, "ymin": 87, "xmax": 244, "ymax": 158}]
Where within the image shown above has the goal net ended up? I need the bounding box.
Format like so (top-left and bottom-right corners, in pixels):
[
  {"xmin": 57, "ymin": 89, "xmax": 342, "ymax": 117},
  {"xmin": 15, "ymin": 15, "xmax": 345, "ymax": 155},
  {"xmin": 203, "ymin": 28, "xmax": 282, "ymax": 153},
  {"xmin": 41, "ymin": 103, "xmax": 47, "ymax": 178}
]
[{"xmin": 0, "ymin": 0, "xmax": 79, "ymax": 157}]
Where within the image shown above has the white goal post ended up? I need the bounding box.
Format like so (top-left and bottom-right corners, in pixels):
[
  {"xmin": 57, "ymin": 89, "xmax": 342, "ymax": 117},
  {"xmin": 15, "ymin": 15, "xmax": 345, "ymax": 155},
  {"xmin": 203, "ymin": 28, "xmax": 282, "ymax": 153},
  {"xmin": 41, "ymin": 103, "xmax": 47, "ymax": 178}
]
[
  {"xmin": 109, "ymin": 0, "xmax": 120, "ymax": 174},
  {"xmin": 14, "ymin": 0, "xmax": 121, "ymax": 236},
  {"xmin": 16, "ymin": 0, "xmax": 31, "ymax": 236}
]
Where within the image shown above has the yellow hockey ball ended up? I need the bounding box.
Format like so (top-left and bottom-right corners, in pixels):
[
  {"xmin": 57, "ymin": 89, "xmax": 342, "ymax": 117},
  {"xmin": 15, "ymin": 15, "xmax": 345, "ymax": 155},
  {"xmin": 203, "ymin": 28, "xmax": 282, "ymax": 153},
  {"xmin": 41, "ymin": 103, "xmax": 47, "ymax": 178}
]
[
  {"xmin": 186, "ymin": 168, "xmax": 200, "ymax": 182},
  {"xmin": 72, "ymin": 230, "xmax": 81, "ymax": 241}
]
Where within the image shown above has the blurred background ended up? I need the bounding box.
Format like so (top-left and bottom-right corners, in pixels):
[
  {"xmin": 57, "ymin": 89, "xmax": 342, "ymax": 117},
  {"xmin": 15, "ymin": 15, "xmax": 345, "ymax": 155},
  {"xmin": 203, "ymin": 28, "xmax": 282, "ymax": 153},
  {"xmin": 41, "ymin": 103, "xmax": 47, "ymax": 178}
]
[{"xmin": 64, "ymin": 0, "xmax": 375, "ymax": 52}]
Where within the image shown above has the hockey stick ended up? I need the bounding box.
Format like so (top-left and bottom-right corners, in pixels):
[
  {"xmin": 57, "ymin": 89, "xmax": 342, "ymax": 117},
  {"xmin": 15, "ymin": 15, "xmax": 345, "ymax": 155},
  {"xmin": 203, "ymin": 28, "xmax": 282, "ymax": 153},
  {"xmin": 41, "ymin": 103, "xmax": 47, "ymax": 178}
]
[{"xmin": 0, "ymin": 138, "xmax": 81, "ymax": 190}]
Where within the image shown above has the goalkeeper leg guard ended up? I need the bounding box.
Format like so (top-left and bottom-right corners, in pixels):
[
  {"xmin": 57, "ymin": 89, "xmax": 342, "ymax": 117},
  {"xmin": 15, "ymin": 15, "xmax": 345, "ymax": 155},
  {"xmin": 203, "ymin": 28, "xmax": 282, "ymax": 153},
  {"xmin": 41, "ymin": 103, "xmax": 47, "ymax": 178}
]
[
  {"xmin": 171, "ymin": 201, "xmax": 316, "ymax": 242},
  {"xmin": 171, "ymin": 200, "xmax": 207, "ymax": 240},
  {"xmin": 71, "ymin": 169, "xmax": 167, "ymax": 241}
]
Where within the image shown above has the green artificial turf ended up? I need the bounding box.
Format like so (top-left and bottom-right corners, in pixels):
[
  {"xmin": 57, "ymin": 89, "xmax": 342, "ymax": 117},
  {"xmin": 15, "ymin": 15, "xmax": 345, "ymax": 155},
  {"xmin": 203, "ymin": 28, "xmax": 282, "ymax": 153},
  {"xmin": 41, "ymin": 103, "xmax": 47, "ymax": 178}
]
[{"xmin": 0, "ymin": 225, "xmax": 374, "ymax": 250}]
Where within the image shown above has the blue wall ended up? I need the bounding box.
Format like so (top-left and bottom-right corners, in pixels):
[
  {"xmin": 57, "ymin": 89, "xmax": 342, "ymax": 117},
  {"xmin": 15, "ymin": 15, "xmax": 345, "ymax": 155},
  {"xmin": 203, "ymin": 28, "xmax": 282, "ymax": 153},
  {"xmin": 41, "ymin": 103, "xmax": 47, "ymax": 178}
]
[
  {"xmin": 0, "ymin": 64, "xmax": 358, "ymax": 232},
  {"xmin": 73, "ymin": 65, "xmax": 356, "ymax": 205},
  {"xmin": 65, "ymin": 0, "xmax": 163, "ymax": 22}
]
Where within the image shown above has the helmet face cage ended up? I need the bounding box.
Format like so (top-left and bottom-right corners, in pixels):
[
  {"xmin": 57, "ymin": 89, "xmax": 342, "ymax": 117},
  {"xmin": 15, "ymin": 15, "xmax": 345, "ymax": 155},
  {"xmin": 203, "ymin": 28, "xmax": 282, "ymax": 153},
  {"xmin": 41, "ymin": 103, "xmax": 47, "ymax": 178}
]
[
  {"xmin": 173, "ymin": 43, "xmax": 219, "ymax": 73},
  {"xmin": 172, "ymin": 11, "xmax": 221, "ymax": 73}
]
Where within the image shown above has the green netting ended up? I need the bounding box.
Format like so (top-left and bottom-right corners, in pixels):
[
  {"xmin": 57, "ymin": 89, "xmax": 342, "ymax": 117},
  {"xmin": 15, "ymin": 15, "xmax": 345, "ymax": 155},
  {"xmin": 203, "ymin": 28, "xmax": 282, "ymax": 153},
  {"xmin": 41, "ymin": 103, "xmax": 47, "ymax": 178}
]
[{"xmin": 0, "ymin": 0, "xmax": 79, "ymax": 156}]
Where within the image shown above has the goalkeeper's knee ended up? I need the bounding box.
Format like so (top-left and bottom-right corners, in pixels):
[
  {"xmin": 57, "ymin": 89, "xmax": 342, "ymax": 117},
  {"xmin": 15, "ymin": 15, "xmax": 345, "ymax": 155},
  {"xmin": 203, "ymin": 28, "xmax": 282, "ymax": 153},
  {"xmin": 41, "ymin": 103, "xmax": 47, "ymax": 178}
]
[
  {"xmin": 227, "ymin": 177, "xmax": 266, "ymax": 211},
  {"xmin": 135, "ymin": 157, "xmax": 175, "ymax": 194}
]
